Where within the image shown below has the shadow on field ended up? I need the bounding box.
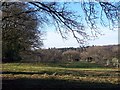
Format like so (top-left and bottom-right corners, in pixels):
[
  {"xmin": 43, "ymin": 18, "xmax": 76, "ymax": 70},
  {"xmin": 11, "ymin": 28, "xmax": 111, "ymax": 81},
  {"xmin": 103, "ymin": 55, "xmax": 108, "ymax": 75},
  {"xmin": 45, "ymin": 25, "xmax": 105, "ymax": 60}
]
[
  {"xmin": 2, "ymin": 71, "xmax": 48, "ymax": 75},
  {"xmin": 2, "ymin": 77, "xmax": 120, "ymax": 90}
]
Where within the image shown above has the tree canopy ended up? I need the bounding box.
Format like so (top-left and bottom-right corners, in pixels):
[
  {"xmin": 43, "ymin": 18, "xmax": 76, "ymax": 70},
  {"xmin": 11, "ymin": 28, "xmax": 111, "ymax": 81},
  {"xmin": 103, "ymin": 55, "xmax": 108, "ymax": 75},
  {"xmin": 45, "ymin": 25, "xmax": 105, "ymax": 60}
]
[
  {"xmin": 2, "ymin": 2, "xmax": 43, "ymax": 61},
  {"xmin": 2, "ymin": 1, "xmax": 119, "ymax": 44}
]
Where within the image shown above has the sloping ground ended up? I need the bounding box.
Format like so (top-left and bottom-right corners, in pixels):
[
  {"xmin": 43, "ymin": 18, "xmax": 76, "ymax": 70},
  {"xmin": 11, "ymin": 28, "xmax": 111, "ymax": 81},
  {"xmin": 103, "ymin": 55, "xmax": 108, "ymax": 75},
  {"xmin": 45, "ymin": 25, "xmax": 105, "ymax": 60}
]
[{"xmin": 1, "ymin": 63, "xmax": 120, "ymax": 90}]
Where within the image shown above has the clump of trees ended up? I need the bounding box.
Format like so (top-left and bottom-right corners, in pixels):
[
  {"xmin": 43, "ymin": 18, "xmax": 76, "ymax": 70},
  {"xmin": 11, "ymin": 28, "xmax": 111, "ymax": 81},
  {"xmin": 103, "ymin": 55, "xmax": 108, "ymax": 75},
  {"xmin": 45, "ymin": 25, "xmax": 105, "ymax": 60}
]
[
  {"xmin": 80, "ymin": 45, "xmax": 120, "ymax": 67},
  {"xmin": 2, "ymin": 2, "xmax": 43, "ymax": 62},
  {"xmin": 37, "ymin": 49, "xmax": 62, "ymax": 63},
  {"xmin": 62, "ymin": 50, "xmax": 80, "ymax": 62}
]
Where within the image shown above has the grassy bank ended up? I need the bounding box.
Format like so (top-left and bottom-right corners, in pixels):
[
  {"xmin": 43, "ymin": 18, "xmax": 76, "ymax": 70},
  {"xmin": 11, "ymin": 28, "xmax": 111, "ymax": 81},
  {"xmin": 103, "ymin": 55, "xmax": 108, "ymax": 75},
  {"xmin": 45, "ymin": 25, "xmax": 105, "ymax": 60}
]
[{"xmin": 1, "ymin": 62, "xmax": 120, "ymax": 90}]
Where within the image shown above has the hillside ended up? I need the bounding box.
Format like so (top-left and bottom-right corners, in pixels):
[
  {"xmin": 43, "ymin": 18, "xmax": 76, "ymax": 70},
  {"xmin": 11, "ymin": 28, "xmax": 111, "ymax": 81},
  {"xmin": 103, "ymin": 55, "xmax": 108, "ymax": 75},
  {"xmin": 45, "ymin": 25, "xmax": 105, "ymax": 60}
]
[{"xmin": 14, "ymin": 44, "xmax": 119, "ymax": 68}]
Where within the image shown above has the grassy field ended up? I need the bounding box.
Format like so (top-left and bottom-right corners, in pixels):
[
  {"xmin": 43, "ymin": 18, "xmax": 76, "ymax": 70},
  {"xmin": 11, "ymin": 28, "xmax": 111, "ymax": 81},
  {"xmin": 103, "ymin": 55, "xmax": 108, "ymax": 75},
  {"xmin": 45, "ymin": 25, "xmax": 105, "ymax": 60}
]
[{"xmin": 1, "ymin": 62, "xmax": 120, "ymax": 90}]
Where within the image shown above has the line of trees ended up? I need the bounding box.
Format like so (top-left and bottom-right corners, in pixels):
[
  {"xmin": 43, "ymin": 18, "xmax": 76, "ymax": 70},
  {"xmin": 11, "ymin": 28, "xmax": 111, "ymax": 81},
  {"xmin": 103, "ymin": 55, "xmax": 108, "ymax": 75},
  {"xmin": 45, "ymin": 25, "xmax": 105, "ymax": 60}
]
[{"xmin": 20, "ymin": 45, "xmax": 120, "ymax": 67}]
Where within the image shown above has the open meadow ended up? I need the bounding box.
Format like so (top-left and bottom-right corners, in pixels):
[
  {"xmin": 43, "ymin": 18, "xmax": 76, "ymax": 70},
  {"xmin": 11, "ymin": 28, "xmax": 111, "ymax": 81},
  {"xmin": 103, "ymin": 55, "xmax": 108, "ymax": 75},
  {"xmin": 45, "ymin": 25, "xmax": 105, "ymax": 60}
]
[{"xmin": 1, "ymin": 62, "xmax": 120, "ymax": 90}]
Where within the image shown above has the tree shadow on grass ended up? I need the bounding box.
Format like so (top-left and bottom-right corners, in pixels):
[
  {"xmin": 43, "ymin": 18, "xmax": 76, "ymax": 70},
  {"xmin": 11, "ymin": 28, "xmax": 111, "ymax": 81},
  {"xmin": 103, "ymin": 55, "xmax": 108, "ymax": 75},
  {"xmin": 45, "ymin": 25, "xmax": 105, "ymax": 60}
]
[
  {"xmin": 2, "ymin": 77, "xmax": 120, "ymax": 90},
  {"xmin": 2, "ymin": 70, "xmax": 119, "ymax": 77}
]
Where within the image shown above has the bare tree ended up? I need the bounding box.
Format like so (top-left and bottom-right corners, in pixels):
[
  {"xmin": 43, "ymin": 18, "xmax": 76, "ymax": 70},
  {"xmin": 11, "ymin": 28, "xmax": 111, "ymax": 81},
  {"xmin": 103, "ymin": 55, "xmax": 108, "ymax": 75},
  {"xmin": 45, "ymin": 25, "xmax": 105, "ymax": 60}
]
[
  {"xmin": 2, "ymin": 2, "xmax": 44, "ymax": 61},
  {"xmin": 2, "ymin": 1, "xmax": 119, "ymax": 45}
]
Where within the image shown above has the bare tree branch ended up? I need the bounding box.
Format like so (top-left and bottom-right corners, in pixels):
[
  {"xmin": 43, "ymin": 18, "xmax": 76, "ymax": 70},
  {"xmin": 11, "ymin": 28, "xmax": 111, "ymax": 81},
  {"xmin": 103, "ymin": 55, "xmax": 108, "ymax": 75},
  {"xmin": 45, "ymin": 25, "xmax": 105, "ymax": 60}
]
[{"xmin": 2, "ymin": 1, "xmax": 119, "ymax": 46}]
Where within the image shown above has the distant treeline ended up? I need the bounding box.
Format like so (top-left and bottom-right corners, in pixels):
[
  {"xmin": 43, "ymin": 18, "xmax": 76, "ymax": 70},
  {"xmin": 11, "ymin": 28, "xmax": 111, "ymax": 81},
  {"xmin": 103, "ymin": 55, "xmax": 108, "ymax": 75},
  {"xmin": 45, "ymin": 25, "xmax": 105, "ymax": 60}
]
[{"xmin": 10, "ymin": 44, "xmax": 119, "ymax": 67}]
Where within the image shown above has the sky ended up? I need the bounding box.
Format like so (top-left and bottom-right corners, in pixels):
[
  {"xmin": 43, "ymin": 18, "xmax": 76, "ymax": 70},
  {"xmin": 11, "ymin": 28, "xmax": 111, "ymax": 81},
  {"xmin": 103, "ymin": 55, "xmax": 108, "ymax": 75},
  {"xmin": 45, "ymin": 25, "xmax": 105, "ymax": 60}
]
[
  {"xmin": 41, "ymin": 2, "xmax": 118, "ymax": 49},
  {"xmin": 42, "ymin": 27, "xmax": 118, "ymax": 48},
  {"xmin": 1, "ymin": 1, "xmax": 119, "ymax": 49}
]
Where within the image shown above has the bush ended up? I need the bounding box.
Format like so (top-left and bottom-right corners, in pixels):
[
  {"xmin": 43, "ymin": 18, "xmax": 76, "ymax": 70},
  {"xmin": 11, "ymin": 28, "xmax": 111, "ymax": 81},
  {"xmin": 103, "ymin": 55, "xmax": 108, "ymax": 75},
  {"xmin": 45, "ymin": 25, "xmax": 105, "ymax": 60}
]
[{"xmin": 112, "ymin": 58, "xmax": 119, "ymax": 67}]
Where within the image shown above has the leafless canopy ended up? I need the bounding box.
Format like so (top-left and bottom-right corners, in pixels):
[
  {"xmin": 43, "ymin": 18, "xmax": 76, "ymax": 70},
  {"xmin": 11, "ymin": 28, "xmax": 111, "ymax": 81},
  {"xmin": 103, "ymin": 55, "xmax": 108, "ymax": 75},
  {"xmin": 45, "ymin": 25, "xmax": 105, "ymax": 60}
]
[{"xmin": 2, "ymin": 1, "xmax": 119, "ymax": 45}]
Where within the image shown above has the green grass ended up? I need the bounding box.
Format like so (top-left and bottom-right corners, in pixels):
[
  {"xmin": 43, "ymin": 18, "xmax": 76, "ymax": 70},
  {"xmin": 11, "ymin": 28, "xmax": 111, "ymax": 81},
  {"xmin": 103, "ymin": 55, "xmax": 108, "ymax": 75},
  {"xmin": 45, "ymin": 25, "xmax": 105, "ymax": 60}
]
[
  {"xmin": 2, "ymin": 62, "xmax": 117, "ymax": 73},
  {"xmin": 1, "ymin": 62, "xmax": 120, "ymax": 90},
  {"xmin": 55, "ymin": 61, "xmax": 104, "ymax": 68}
]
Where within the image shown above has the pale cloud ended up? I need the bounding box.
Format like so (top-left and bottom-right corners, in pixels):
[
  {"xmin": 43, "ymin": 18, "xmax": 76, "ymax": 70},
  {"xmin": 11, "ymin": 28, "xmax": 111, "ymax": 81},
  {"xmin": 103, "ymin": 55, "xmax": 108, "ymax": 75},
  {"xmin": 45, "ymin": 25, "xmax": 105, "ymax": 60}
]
[
  {"xmin": 43, "ymin": 27, "xmax": 118, "ymax": 48},
  {"xmin": 89, "ymin": 30, "xmax": 118, "ymax": 46},
  {"xmin": 43, "ymin": 31, "xmax": 79, "ymax": 48}
]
